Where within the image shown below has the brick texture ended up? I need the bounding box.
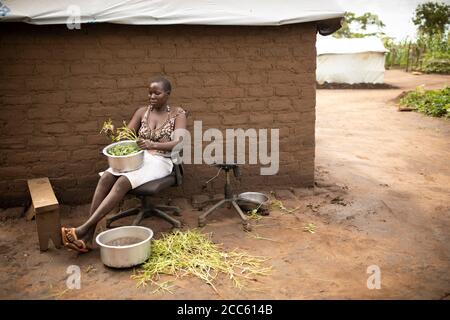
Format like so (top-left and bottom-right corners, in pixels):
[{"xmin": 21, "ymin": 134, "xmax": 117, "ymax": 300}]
[{"xmin": 0, "ymin": 23, "xmax": 316, "ymax": 207}]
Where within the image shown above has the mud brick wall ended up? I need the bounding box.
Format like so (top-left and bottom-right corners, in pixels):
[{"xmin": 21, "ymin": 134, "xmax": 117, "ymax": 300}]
[{"xmin": 0, "ymin": 23, "xmax": 316, "ymax": 207}]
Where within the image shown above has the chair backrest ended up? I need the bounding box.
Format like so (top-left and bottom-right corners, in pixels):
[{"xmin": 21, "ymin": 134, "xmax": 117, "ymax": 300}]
[{"xmin": 174, "ymin": 163, "xmax": 183, "ymax": 186}]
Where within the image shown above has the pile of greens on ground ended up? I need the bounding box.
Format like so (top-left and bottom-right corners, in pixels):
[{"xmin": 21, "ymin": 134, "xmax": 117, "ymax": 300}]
[
  {"xmin": 400, "ymin": 86, "xmax": 450, "ymax": 118},
  {"xmin": 132, "ymin": 229, "xmax": 271, "ymax": 294},
  {"xmin": 100, "ymin": 119, "xmax": 141, "ymax": 156}
]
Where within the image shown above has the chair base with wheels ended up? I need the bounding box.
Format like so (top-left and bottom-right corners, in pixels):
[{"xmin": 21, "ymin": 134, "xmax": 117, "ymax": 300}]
[
  {"xmin": 198, "ymin": 164, "xmax": 251, "ymax": 231},
  {"xmin": 106, "ymin": 155, "xmax": 184, "ymax": 229},
  {"xmin": 106, "ymin": 196, "xmax": 182, "ymax": 229}
]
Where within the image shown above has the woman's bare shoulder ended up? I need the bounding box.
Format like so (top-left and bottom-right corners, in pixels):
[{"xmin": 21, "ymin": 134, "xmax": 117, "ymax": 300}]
[
  {"xmin": 134, "ymin": 106, "xmax": 148, "ymax": 117},
  {"xmin": 172, "ymin": 106, "xmax": 187, "ymax": 116},
  {"xmin": 136, "ymin": 105, "xmax": 148, "ymax": 113}
]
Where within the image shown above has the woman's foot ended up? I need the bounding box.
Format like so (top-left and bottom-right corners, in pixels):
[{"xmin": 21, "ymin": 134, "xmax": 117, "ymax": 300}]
[
  {"xmin": 85, "ymin": 227, "xmax": 96, "ymax": 246},
  {"xmin": 61, "ymin": 227, "xmax": 91, "ymax": 253},
  {"xmin": 75, "ymin": 226, "xmax": 96, "ymax": 248}
]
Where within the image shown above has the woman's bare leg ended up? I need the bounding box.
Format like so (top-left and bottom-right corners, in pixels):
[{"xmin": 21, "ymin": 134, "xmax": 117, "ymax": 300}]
[
  {"xmin": 90, "ymin": 172, "xmax": 118, "ymax": 216},
  {"xmin": 75, "ymin": 176, "xmax": 132, "ymax": 243},
  {"xmin": 83, "ymin": 172, "xmax": 118, "ymax": 241}
]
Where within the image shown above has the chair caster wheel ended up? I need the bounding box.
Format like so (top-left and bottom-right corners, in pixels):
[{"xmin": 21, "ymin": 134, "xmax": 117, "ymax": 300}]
[
  {"xmin": 173, "ymin": 209, "xmax": 182, "ymax": 217},
  {"xmin": 173, "ymin": 222, "xmax": 182, "ymax": 229},
  {"xmin": 198, "ymin": 219, "xmax": 205, "ymax": 227}
]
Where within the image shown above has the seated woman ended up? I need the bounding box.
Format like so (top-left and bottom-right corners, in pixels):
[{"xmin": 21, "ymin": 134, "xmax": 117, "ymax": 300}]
[{"xmin": 61, "ymin": 76, "xmax": 187, "ymax": 253}]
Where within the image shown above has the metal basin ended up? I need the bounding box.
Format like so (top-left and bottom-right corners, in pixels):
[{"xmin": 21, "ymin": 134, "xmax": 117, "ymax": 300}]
[
  {"xmin": 103, "ymin": 140, "xmax": 144, "ymax": 173},
  {"xmin": 236, "ymin": 192, "xmax": 269, "ymax": 212},
  {"xmin": 95, "ymin": 226, "xmax": 153, "ymax": 268}
]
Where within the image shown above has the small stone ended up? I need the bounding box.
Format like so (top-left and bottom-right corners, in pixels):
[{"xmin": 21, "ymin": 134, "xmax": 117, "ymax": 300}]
[{"xmin": 331, "ymin": 196, "xmax": 347, "ymax": 206}]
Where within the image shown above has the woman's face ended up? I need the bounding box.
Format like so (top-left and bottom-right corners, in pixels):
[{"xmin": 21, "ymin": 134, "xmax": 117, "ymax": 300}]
[{"xmin": 148, "ymin": 82, "xmax": 169, "ymax": 108}]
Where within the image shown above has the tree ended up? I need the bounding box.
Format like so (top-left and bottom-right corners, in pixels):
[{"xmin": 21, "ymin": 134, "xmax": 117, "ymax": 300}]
[
  {"xmin": 413, "ymin": 2, "xmax": 450, "ymax": 38},
  {"xmin": 333, "ymin": 12, "xmax": 385, "ymax": 38}
]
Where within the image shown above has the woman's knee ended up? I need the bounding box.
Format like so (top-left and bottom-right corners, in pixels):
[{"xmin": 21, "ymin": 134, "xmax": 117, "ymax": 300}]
[
  {"xmin": 99, "ymin": 172, "xmax": 117, "ymax": 186},
  {"xmin": 112, "ymin": 176, "xmax": 132, "ymax": 194}
]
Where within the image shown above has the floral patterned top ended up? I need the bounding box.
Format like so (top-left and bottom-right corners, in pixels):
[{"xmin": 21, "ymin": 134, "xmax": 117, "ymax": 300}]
[{"xmin": 138, "ymin": 105, "xmax": 186, "ymax": 155}]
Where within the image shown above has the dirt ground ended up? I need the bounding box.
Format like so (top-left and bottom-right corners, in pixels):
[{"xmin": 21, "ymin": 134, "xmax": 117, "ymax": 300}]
[{"xmin": 1, "ymin": 70, "xmax": 449, "ymax": 300}]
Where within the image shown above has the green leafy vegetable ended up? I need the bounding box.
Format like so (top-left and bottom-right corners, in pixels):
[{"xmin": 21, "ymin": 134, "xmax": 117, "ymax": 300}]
[
  {"xmin": 107, "ymin": 143, "xmax": 140, "ymax": 156},
  {"xmin": 100, "ymin": 119, "xmax": 142, "ymax": 156}
]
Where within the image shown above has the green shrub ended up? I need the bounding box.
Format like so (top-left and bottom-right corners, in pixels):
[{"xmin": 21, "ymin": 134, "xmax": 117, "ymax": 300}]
[
  {"xmin": 385, "ymin": 34, "xmax": 449, "ymax": 74},
  {"xmin": 421, "ymin": 51, "xmax": 450, "ymax": 73},
  {"xmin": 400, "ymin": 86, "xmax": 450, "ymax": 118}
]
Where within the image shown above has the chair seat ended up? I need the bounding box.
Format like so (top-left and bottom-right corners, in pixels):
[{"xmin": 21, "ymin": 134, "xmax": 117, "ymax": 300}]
[{"xmin": 129, "ymin": 174, "xmax": 176, "ymax": 196}]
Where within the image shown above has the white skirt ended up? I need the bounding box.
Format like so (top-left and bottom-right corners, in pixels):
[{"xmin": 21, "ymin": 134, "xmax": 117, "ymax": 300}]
[{"xmin": 100, "ymin": 151, "xmax": 174, "ymax": 189}]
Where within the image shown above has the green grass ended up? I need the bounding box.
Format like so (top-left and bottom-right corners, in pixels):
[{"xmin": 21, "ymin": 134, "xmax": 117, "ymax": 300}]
[{"xmin": 400, "ymin": 86, "xmax": 450, "ymax": 118}]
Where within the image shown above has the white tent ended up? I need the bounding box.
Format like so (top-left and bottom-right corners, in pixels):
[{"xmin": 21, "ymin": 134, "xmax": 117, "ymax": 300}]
[
  {"xmin": 316, "ymin": 36, "xmax": 389, "ymax": 84},
  {"xmin": 0, "ymin": 0, "xmax": 344, "ymax": 26}
]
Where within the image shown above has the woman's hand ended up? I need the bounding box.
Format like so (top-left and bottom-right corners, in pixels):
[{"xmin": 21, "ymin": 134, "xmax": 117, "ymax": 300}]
[{"xmin": 137, "ymin": 139, "xmax": 154, "ymax": 150}]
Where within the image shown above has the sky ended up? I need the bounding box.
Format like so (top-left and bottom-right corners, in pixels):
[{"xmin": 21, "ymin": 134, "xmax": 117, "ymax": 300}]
[{"xmin": 334, "ymin": 0, "xmax": 450, "ymax": 41}]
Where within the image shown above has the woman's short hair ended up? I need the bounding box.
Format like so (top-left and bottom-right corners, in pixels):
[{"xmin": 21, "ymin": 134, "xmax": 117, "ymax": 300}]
[{"xmin": 150, "ymin": 76, "xmax": 172, "ymax": 94}]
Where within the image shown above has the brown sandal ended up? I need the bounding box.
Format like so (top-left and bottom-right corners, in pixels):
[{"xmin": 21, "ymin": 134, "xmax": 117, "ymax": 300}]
[
  {"xmin": 61, "ymin": 227, "xmax": 73, "ymax": 246},
  {"xmin": 61, "ymin": 227, "xmax": 90, "ymax": 253}
]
